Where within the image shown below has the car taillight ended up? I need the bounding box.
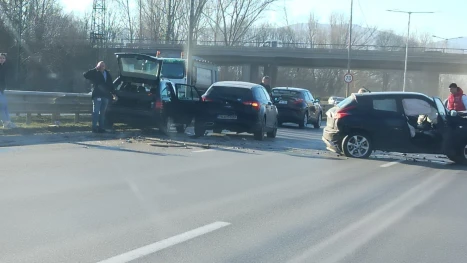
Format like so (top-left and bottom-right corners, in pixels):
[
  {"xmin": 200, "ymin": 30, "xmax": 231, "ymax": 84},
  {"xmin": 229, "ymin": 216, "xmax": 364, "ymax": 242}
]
[
  {"xmin": 334, "ymin": 105, "xmax": 356, "ymax": 119},
  {"xmin": 243, "ymin": 101, "xmax": 260, "ymax": 111},
  {"xmin": 155, "ymin": 99, "xmax": 163, "ymax": 110},
  {"xmin": 293, "ymin": 98, "xmax": 304, "ymax": 104},
  {"xmin": 202, "ymin": 96, "xmax": 212, "ymax": 102}
]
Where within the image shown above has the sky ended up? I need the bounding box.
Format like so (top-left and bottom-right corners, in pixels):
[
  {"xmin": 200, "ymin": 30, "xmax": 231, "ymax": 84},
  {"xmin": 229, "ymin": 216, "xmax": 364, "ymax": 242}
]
[{"xmin": 60, "ymin": 0, "xmax": 467, "ymax": 44}]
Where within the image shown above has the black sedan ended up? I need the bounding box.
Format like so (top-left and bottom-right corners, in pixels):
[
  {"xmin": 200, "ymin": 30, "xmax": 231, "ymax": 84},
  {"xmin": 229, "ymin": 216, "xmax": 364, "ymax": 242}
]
[
  {"xmin": 271, "ymin": 87, "xmax": 322, "ymax": 129},
  {"xmin": 195, "ymin": 81, "xmax": 278, "ymax": 140}
]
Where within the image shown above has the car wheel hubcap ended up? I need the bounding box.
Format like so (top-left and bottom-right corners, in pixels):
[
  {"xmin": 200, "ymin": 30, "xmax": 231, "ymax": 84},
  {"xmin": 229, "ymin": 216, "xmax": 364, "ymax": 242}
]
[
  {"xmin": 304, "ymin": 114, "xmax": 307, "ymax": 126},
  {"xmin": 464, "ymin": 144, "xmax": 467, "ymax": 160},
  {"xmin": 347, "ymin": 135, "xmax": 370, "ymax": 157}
]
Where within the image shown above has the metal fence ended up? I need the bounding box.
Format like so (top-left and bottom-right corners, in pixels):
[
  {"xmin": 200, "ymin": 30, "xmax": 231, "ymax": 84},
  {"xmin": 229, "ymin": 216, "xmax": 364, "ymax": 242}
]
[
  {"xmin": 3, "ymin": 90, "xmax": 335, "ymax": 124},
  {"xmin": 4, "ymin": 90, "xmax": 92, "ymax": 124}
]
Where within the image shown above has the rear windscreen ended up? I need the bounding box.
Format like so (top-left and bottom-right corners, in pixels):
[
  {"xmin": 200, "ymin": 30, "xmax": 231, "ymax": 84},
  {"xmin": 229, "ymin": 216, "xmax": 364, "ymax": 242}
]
[
  {"xmin": 205, "ymin": 86, "xmax": 253, "ymax": 101},
  {"xmin": 337, "ymin": 96, "xmax": 356, "ymax": 108},
  {"xmin": 272, "ymin": 90, "xmax": 303, "ymax": 98}
]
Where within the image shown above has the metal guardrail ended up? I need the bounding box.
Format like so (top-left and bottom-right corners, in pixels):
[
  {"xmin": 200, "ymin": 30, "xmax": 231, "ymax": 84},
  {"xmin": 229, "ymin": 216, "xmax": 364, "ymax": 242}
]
[{"xmin": 4, "ymin": 90, "xmax": 92, "ymax": 124}]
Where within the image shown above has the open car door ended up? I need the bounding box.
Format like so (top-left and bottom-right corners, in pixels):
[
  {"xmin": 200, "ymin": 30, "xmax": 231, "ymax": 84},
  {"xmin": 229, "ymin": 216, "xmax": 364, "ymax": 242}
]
[
  {"xmin": 168, "ymin": 84, "xmax": 202, "ymax": 126},
  {"xmin": 115, "ymin": 53, "xmax": 162, "ymax": 80}
]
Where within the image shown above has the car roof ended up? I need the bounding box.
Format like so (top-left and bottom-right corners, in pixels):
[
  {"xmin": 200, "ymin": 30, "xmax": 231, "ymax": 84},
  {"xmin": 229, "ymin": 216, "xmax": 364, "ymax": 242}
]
[
  {"xmin": 273, "ymin": 87, "xmax": 307, "ymax": 92},
  {"xmin": 355, "ymin": 91, "xmax": 432, "ymax": 99},
  {"xmin": 211, "ymin": 81, "xmax": 259, "ymax": 89}
]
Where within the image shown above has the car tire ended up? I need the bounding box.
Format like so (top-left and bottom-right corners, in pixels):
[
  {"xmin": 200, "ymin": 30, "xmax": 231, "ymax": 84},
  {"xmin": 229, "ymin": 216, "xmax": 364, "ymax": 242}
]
[
  {"xmin": 254, "ymin": 118, "xmax": 265, "ymax": 141},
  {"xmin": 176, "ymin": 124, "xmax": 186, "ymax": 134},
  {"xmin": 299, "ymin": 112, "xmax": 308, "ymax": 129},
  {"xmin": 313, "ymin": 113, "xmax": 322, "ymax": 129},
  {"xmin": 342, "ymin": 132, "xmax": 373, "ymax": 159},
  {"xmin": 267, "ymin": 120, "xmax": 278, "ymax": 138},
  {"xmin": 193, "ymin": 118, "xmax": 205, "ymax": 137},
  {"xmin": 446, "ymin": 141, "xmax": 467, "ymax": 165}
]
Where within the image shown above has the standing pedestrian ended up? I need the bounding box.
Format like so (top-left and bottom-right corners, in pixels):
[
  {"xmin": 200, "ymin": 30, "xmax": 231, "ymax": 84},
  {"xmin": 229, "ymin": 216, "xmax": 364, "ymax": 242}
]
[
  {"xmin": 0, "ymin": 53, "xmax": 17, "ymax": 129},
  {"xmin": 83, "ymin": 61, "xmax": 114, "ymax": 133},
  {"xmin": 259, "ymin": 76, "xmax": 272, "ymax": 96},
  {"xmin": 446, "ymin": 83, "xmax": 467, "ymax": 112}
]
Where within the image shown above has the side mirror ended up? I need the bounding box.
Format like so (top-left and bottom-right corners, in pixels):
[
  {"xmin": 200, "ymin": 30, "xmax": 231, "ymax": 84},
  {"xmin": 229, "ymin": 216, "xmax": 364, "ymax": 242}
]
[{"xmin": 450, "ymin": 110, "xmax": 458, "ymax": 117}]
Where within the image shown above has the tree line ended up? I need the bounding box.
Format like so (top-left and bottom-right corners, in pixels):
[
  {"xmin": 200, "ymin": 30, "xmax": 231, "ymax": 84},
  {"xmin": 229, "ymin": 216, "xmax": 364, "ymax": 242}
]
[{"xmin": 0, "ymin": 0, "xmax": 463, "ymax": 97}]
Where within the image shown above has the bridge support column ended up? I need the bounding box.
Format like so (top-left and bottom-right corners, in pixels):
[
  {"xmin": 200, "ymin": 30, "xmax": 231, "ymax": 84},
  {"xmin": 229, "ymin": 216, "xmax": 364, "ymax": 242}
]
[
  {"xmin": 420, "ymin": 72, "xmax": 440, "ymax": 97},
  {"xmin": 249, "ymin": 64, "xmax": 260, "ymax": 83},
  {"xmin": 263, "ymin": 64, "xmax": 278, "ymax": 87},
  {"xmin": 241, "ymin": 65, "xmax": 251, "ymax": 82}
]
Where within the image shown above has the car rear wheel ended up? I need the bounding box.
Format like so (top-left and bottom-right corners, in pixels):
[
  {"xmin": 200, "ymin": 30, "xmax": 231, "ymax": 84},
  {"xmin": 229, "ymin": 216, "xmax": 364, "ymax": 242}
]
[
  {"xmin": 267, "ymin": 120, "xmax": 278, "ymax": 138},
  {"xmin": 342, "ymin": 133, "xmax": 372, "ymax": 158},
  {"xmin": 447, "ymin": 141, "xmax": 467, "ymax": 165},
  {"xmin": 313, "ymin": 113, "xmax": 322, "ymax": 129},
  {"xmin": 194, "ymin": 120, "xmax": 205, "ymax": 137},
  {"xmin": 254, "ymin": 118, "xmax": 265, "ymax": 141},
  {"xmin": 299, "ymin": 113, "xmax": 308, "ymax": 129}
]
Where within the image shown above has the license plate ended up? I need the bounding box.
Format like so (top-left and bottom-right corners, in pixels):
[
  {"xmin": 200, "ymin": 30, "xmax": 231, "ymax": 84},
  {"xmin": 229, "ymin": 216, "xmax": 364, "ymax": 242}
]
[
  {"xmin": 217, "ymin": 115, "xmax": 237, "ymax": 120},
  {"xmin": 279, "ymin": 100, "xmax": 288, "ymax": 104}
]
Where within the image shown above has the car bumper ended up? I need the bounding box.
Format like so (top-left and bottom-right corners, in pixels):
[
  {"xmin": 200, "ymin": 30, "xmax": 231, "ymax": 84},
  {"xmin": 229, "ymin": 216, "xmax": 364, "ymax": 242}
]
[
  {"xmin": 277, "ymin": 108, "xmax": 305, "ymax": 123},
  {"xmin": 197, "ymin": 118, "xmax": 259, "ymax": 133},
  {"xmin": 322, "ymin": 127, "xmax": 344, "ymax": 153}
]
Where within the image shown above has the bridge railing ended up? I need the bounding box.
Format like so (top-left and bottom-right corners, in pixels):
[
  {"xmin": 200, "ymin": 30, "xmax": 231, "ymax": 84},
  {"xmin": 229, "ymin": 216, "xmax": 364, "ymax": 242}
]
[
  {"xmin": 4, "ymin": 90, "xmax": 92, "ymax": 124},
  {"xmin": 106, "ymin": 39, "xmax": 467, "ymax": 54}
]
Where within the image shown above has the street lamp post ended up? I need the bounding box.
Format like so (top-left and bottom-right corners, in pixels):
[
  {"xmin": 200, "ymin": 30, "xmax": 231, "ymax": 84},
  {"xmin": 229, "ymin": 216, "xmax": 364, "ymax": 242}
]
[
  {"xmin": 387, "ymin": 10, "xmax": 434, "ymax": 92},
  {"xmin": 345, "ymin": 0, "xmax": 353, "ymax": 97},
  {"xmin": 432, "ymin": 35, "xmax": 464, "ymax": 50},
  {"xmin": 186, "ymin": 0, "xmax": 195, "ymax": 85}
]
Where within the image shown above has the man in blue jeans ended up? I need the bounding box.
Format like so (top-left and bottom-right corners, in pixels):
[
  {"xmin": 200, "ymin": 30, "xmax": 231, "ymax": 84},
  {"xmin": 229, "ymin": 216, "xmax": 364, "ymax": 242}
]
[{"xmin": 83, "ymin": 61, "xmax": 115, "ymax": 133}]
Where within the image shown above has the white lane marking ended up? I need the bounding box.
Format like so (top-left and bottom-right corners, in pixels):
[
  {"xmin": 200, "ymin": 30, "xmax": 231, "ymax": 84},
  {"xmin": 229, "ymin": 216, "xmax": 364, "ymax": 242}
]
[
  {"xmin": 192, "ymin": 149, "xmax": 214, "ymax": 153},
  {"xmin": 96, "ymin": 221, "xmax": 231, "ymax": 263},
  {"xmin": 287, "ymin": 172, "xmax": 452, "ymax": 263},
  {"xmin": 380, "ymin": 161, "xmax": 401, "ymax": 168}
]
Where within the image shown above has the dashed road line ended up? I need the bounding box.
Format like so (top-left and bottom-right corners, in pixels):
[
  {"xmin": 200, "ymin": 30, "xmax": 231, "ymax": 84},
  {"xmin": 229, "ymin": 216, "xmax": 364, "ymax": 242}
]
[
  {"xmin": 192, "ymin": 149, "xmax": 215, "ymax": 153},
  {"xmin": 380, "ymin": 161, "xmax": 402, "ymax": 168},
  {"xmin": 96, "ymin": 221, "xmax": 231, "ymax": 263}
]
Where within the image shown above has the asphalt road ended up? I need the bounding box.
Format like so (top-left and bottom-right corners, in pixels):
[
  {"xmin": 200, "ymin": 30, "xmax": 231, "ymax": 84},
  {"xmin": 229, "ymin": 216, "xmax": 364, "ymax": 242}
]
[{"xmin": 1, "ymin": 124, "xmax": 466, "ymax": 263}]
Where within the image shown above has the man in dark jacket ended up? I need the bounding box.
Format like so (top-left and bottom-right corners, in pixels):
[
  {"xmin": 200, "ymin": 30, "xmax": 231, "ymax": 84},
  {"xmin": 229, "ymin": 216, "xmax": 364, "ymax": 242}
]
[
  {"xmin": 83, "ymin": 61, "xmax": 114, "ymax": 133},
  {"xmin": 0, "ymin": 53, "xmax": 17, "ymax": 129},
  {"xmin": 259, "ymin": 76, "xmax": 272, "ymax": 95}
]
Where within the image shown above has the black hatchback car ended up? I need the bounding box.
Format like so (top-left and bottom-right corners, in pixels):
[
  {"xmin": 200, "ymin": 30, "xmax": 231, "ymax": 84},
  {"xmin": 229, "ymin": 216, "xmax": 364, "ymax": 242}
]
[
  {"xmin": 106, "ymin": 53, "xmax": 202, "ymax": 134},
  {"xmin": 323, "ymin": 92, "xmax": 467, "ymax": 164},
  {"xmin": 271, "ymin": 87, "xmax": 322, "ymax": 128},
  {"xmin": 195, "ymin": 81, "xmax": 278, "ymax": 140}
]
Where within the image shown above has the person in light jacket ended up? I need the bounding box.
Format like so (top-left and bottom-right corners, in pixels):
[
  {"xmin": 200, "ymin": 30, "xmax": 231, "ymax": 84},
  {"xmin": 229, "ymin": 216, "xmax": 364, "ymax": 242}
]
[
  {"xmin": 0, "ymin": 53, "xmax": 17, "ymax": 129},
  {"xmin": 83, "ymin": 61, "xmax": 115, "ymax": 133}
]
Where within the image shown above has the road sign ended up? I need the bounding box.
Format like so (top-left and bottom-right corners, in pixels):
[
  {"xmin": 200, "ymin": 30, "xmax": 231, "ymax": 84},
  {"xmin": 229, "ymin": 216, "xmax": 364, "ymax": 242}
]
[{"xmin": 344, "ymin": 73, "xmax": 353, "ymax": 83}]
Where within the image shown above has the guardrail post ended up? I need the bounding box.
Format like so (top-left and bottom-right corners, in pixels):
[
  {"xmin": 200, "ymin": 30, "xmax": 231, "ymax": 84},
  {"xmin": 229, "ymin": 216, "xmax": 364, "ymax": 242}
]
[
  {"xmin": 75, "ymin": 113, "xmax": 79, "ymax": 123},
  {"xmin": 26, "ymin": 113, "xmax": 31, "ymax": 125}
]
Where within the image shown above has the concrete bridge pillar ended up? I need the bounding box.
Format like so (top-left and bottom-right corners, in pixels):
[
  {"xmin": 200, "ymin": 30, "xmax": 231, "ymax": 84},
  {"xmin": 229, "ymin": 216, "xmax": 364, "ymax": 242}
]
[
  {"xmin": 420, "ymin": 72, "xmax": 440, "ymax": 97},
  {"xmin": 263, "ymin": 64, "xmax": 278, "ymax": 87}
]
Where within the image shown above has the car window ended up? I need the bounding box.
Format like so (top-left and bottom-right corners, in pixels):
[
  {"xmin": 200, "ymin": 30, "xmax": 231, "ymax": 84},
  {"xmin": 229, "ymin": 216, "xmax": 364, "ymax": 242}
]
[
  {"xmin": 253, "ymin": 88, "xmax": 266, "ymax": 101},
  {"xmin": 176, "ymin": 84, "xmax": 200, "ymax": 101},
  {"xmin": 434, "ymin": 98, "xmax": 447, "ymax": 120},
  {"xmin": 260, "ymin": 87, "xmax": 271, "ymax": 102},
  {"xmin": 308, "ymin": 92, "xmax": 314, "ymax": 102},
  {"xmin": 205, "ymin": 86, "xmax": 253, "ymax": 101},
  {"xmin": 337, "ymin": 96, "xmax": 355, "ymax": 108},
  {"xmin": 160, "ymin": 82, "xmax": 173, "ymax": 100},
  {"xmin": 373, "ymin": 99, "xmax": 398, "ymax": 112}
]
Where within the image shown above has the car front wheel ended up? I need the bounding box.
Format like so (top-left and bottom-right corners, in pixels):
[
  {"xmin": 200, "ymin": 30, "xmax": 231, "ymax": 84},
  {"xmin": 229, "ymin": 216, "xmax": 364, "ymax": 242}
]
[
  {"xmin": 313, "ymin": 113, "xmax": 322, "ymax": 129},
  {"xmin": 447, "ymin": 141, "xmax": 467, "ymax": 165},
  {"xmin": 342, "ymin": 133, "xmax": 372, "ymax": 158}
]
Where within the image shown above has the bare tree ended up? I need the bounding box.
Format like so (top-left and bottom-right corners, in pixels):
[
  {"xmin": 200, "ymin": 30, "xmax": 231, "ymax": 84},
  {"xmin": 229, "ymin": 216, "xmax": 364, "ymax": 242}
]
[
  {"xmin": 114, "ymin": 0, "xmax": 134, "ymax": 42},
  {"xmin": 206, "ymin": 0, "xmax": 278, "ymax": 46}
]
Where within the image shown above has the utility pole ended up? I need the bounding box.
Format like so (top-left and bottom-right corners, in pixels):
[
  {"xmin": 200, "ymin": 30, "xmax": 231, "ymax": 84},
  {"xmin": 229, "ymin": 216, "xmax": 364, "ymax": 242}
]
[
  {"xmin": 139, "ymin": 0, "xmax": 142, "ymax": 41},
  {"xmin": 387, "ymin": 10, "xmax": 434, "ymax": 92},
  {"xmin": 16, "ymin": 0, "xmax": 23, "ymax": 89},
  {"xmin": 345, "ymin": 0, "xmax": 353, "ymax": 97},
  {"xmin": 186, "ymin": 0, "xmax": 195, "ymax": 85},
  {"xmin": 166, "ymin": 0, "xmax": 173, "ymax": 43}
]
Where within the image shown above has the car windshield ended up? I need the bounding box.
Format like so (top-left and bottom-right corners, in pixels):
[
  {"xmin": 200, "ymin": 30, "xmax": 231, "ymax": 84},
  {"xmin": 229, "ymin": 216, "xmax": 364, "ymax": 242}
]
[
  {"xmin": 161, "ymin": 60, "xmax": 185, "ymax": 79},
  {"xmin": 205, "ymin": 86, "xmax": 253, "ymax": 101},
  {"xmin": 119, "ymin": 56, "xmax": 160, "ymax": 80}
]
